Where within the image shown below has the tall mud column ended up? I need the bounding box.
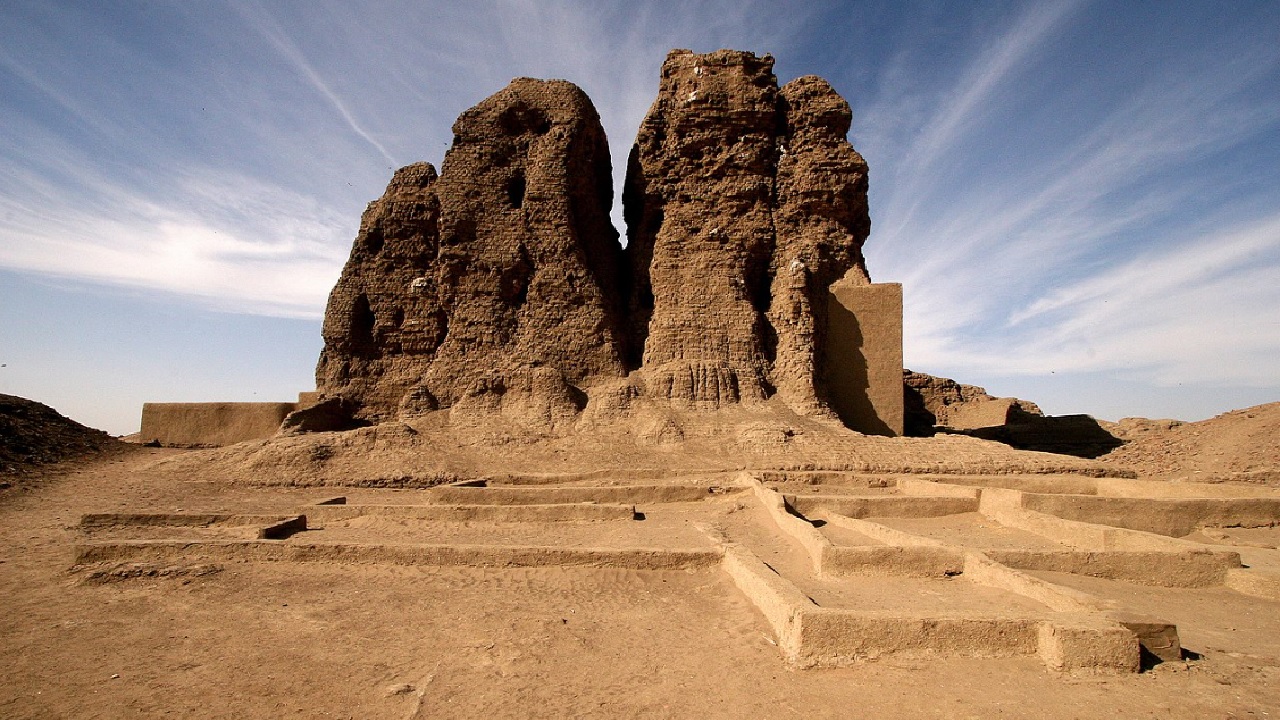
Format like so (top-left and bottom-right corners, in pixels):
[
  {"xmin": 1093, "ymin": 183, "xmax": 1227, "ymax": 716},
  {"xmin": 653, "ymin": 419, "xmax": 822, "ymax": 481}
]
[
  {"xmin": 317, "ymin": 79, "xmax": 628, "ymax": 423},
  {"xmin": 624, "ymin": 49, "xmax": 873, "ymax": 416},
  {"xmin": 772, "ymin": 75, "xmax": 872, "ymax": 414},
  {"xmin": 624, "ymin": 49, "xmax": 784, "ymax": 407},
  {"xmin": 318, "ymin": 51, "xmax": 899, "ymax": 434}
]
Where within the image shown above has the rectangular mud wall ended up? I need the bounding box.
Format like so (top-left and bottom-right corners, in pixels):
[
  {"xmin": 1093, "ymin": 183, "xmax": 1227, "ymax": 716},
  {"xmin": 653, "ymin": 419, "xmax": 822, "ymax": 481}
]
[
  {"xmin": 823, "ymin": 282, "xmax": 904, "ymax": 436},
  {"xmin": 945, "ymin": 398, "xmax": 1018, "ymax": 430},
  {"xmin": 140, "ymin": 402, "xmax": 298, "ymax": 447}
]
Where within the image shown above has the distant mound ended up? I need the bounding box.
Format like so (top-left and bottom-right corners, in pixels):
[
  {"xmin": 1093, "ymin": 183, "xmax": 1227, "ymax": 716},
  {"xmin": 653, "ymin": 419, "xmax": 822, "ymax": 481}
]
[
  {"xmin": 1098, "ymin": 401, "xmax": 1280, "ymax": 483},
  {"xmin": 0, "ymin": 394, "xmax": 124, "ymax": 479}
]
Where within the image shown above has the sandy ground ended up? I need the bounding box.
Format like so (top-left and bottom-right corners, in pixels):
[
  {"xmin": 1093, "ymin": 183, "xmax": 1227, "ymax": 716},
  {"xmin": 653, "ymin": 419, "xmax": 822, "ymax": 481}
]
[
  {"xmin": 4, "ymin": 447, "xmax": 1280, "ymax": 719},
  {"xmin": 1100, "ymin": 402, "xmax": 1280, "ymax": 483}
]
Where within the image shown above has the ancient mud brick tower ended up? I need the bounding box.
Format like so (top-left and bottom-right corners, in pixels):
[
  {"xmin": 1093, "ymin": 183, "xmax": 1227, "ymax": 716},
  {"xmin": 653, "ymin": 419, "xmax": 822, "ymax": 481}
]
[
  {"xmin": 317, "ymin": 49, "xmax": 904, "ymax": 435},
  {"xmin": 624, "ymin": 50, "xmax": 897, "ymax": 426},
  {"xmin": 316, "ymin": 79, "xmax": 630, "ymax": 424}
]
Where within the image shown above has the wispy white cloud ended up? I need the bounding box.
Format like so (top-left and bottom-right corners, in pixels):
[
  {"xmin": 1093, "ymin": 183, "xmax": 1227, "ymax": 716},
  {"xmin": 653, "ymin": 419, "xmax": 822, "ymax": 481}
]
[
  {"xmin": 850, "ymin": 1, "xmax": 1280, "ymax": 398},
  {"xmin": 0, "ymin": 154, "xmax": 349, "ymax": 318},
  {"xmin": 907, "ymin": 211, "xmax": 1280, "ymax": 387},
  {"xmin": 1009, "ymin": 214, "xmax": 1280, "ymax": 327},
  {"xmin": 228, "ymin": 0, "xmax": 399, "ymax": 167},
  {"xmin": 871, "ymin": 0, "xmax": 1082, "ymax": 239}
]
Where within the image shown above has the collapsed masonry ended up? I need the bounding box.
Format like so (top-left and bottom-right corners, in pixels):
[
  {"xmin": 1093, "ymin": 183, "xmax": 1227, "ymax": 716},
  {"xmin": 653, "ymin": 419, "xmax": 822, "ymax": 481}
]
[
  {"xmin": 315, "ymin": 49, "xmax": 903, "ymax": 436},
  {"xmin": 904, "ymin": 371, "xmax": 1123, "ymax": 458}
]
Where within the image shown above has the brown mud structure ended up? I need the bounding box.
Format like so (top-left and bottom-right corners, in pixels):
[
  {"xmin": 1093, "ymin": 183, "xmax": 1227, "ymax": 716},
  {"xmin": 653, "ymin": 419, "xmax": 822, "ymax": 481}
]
[
  {"xmin": 312, "ymin": 49, "xmax": 897, "ymax": 436},
  {"xmin": 5, "ymin": 50, "xmax": 1280, "ymax": 718}
]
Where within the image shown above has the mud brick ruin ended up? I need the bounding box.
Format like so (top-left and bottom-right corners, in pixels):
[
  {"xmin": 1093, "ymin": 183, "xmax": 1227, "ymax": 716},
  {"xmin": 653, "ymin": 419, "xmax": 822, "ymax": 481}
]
[
  {"xmin": 106, "ymin": 50, "xmax": 1280, "ymax": 683},
  {"xmin": 312, "ymin": 49, "xmax": 903, "ymax": 435},
  {"xmin": 137, "ymin": 49, "xmax": 1125, "ymax": 459}
]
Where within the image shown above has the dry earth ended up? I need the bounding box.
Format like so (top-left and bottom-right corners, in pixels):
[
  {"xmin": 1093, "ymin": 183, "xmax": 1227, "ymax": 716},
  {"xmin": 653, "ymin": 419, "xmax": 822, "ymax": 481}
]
[
  {"xmin": 1099, "ymin": 402, "xmax": 1280, "ymax": 484},
  {"xmin": 3, "ymin": 401, "xmax": 1280, "ymax": 719},
  {"xmin": 0, "ymin": 394, "xmax": 124, "ymax": 484},
  {"xmin": 145, "ymin": 400, "xmax": 1131, "ymax": 488}
]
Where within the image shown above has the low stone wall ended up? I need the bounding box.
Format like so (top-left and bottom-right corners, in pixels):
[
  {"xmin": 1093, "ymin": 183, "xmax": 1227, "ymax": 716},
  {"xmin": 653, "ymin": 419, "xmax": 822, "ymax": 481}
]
[
  {"xmin": 1021, "ymin": 493, "xmax": 1280, "ymax": 538},
  {"xmin": 74, "ymin": 540, "xmax": 722, "ymax": 571},
  {"xmin": 786, "ymin": 494, "xmax": 978, "ymax": 518},
  {"xmin": 139, "ymin": 402, "xmax": 298, "ymax": 447},
  {"xmin": 718, "ymin": 540, "xmax": 1138, "ymax": 672}
]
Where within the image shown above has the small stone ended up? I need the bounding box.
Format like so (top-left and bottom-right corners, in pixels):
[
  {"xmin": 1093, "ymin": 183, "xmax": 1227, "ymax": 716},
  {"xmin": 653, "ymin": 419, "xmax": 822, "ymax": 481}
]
[{"xmin": 384, "ymin": 683, "xmax": 415, "ymax": 697}]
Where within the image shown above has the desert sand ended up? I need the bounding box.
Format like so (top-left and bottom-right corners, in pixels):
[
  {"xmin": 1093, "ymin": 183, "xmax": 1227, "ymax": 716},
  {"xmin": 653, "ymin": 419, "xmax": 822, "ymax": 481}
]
[{"xmin": 3, "ymin": 398, "xmax": 1280, "ymax": 718}]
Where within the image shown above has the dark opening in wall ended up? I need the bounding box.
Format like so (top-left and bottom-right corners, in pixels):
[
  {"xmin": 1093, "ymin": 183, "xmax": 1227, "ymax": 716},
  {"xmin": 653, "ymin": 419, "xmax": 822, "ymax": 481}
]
[
  {"xmin": 507, "ymin": 172, "xmax": 526, "ymax": 209},
  {"xmin": 499, "ymin": 104, "xmax": 551, "ymax": 135},
  {"xmin": 351, "ymin": 293, "xmax": 375, "ymax": 352},
  {"xmin": 647, "ymin": 207, "xmax": 665, "ymax": 234},
  {"xmin": 747, "ymin": 247, "xmax": 776, "ymax": 365},
  {"xmin": 500, "ymin": 244, "xmax": 533, "ymax": 308}
]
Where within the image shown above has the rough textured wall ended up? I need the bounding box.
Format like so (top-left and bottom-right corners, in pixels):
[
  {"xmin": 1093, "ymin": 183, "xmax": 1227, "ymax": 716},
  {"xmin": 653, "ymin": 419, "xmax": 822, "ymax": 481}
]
[
  {"xmin": 140, "ymin": 402, "xmax": 299, "ymax": 447},
  {"xmin": 317, "ymin": 79, "xmax": 628, "ymax": 422},
  {"xmin": 318, "ymin": 51, "xmax": 881, "ymax": 429},
  {"xmin": 317, "ymin": 162, "xmax": 442, "ymax": 418},
  {"xmin": 624, "ymin": 49, "xmax": 871, "ymax": 413},
  {"xmin": 773, "ymin": 76, "xmax": 872, "ymax": 412},
  {"xmin": 903, "ymin": 370, "xmax": 1043, "ymax": 436}
]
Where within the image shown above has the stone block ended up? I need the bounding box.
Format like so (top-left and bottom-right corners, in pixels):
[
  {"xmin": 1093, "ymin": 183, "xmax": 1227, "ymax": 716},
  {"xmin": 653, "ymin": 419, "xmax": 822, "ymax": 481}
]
[
  {"xmin": 296, "ymin": 391, "xmax": 323, "ymax": 408},
  {"xmin": 824, "ymin": 282, "xmax": 904, "ymax": 436},
  {"xmin": 1037, "ymin": 619, "xmax": 1139, "ymax": 672}
]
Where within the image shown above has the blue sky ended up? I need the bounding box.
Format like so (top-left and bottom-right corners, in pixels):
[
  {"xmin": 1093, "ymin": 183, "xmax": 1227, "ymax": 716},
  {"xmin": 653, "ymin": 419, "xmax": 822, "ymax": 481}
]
[{"xmin": 2, "ymin": 1, "xmax": 1278, "ymax": 435}]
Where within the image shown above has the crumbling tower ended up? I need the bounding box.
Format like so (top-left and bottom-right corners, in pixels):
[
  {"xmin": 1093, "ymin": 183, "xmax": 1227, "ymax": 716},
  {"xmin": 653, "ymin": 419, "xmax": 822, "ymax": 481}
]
[
  {"xmin": 624, "ymin": 50, "xmax": 889, "ymax": 424},
  {"xmin": 314, "ymin": 49, "xmax": 903, "ymax": 435},
  {"xmin": 316, "ymin": 79, "xmax": 629, "ymax": 424}
]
